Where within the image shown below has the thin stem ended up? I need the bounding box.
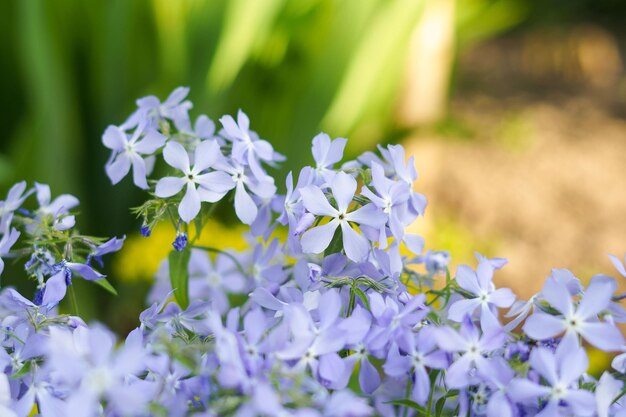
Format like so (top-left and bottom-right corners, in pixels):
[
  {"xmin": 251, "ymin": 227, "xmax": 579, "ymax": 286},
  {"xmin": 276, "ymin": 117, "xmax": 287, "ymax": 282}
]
[{"xmin": 68, "ymin": 284, "xmax": 79, "ymax": 316}]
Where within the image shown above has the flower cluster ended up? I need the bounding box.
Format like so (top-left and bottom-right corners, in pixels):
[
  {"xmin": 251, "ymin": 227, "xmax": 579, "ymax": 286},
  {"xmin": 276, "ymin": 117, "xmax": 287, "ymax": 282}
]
[{"xmin": 1, "ymin": 87, "xmax": 625, "ymax": 417}]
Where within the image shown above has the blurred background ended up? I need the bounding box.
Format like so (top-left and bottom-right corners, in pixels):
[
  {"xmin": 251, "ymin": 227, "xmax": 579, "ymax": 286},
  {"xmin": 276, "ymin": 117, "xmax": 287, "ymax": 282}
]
[{"xmin": 1, "ymin": 0, "xmax": 625, "ymax": 363}]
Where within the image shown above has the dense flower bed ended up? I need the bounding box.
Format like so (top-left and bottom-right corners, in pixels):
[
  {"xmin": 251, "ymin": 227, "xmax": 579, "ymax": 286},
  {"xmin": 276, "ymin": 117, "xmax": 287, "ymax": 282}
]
[{"xmin": 0, "ymin": 87, "xmax": 625, "ymax": 417}]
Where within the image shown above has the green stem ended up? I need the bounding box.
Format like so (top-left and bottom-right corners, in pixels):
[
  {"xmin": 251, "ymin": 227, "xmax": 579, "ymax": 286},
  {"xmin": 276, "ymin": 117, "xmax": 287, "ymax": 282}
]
[
  {"xmin": 68, "ymin": 284, "xmax": 79, "ymax": 316},
  {"xmin": 191, "ymin": 245, "xmax": 246, "ymax": 275},
  {"xmin": 346, "ymin": 284, "xmax": 357, "ymax": 317}
]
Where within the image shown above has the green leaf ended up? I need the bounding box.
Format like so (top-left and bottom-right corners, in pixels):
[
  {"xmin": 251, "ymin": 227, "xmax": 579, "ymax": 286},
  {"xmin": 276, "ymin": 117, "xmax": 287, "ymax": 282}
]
[
  {"xmin": 92, "ymin": 278, "xmax": 118, "ymax": 296},
  {"xmin": 385, "ymin": 399, "xmax": 428, "ymax": 416},
  {"xmin": 169, "ymin": 249, "xmax": 191, "ymax": 309},
  {"xmin": 353, "ymin": 287, "xmax": 370, "ymax": 310},
  {"xmin": 324, "ymin": 227, "xmax": 343, "ymax": 257},
  {"xmin": 10, "ymin": 360, "xmax": 32, "ymax": 379}
]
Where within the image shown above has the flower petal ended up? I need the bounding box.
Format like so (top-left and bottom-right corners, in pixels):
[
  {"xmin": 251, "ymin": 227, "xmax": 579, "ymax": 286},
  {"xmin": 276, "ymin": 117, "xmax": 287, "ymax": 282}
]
[
  {"xmin": 300, "ymin": 186, "xmax": 337, "ymax": 217},
  {"xmin": 234, "ymin": 182, "xmax": 257, "ymax": 225},
  {"xmin": 301, "ymin": 220, "xmax": 339, "ymax": 255},
  {"xmin": 340, "ymin": 222, "xmax": 369, "ymax": 262},
  {"xmin": 523, "ymin": 312, "xmax": 565, "ymax": 341},
  {"xmin": 155, "ymin": 177, "xmax": 186, "ymax": 198},
  {"xmin": 179, "ymin": 184, "xmax": 201, "ymax": 223},
  {"xmin": 163, "ymin": 141, "xmax": 191, "ymax": 173},
  {"xmin": 331, "ymin": 172, "xmax": 356, "ymax": 213}
]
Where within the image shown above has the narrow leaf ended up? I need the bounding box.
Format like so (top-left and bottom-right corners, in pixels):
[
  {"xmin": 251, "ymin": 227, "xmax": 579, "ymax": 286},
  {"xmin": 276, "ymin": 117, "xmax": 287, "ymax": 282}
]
[
  {"xmin": 169, "ymin": 249, "xmax": 191, "ymax": 309},
  {"xmin": 92, "ymin": 278, "xmax": 118, "ymax": 296}
]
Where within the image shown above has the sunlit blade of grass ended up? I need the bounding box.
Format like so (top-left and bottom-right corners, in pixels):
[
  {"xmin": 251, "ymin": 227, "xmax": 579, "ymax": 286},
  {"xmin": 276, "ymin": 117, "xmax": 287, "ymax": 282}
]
[
  {"xmin": 321, "ymin": 0, "xmax": 425, "ymax": 144},
  {"xmin": 206, "ymin": 0, "xmax": 285, "ymax": 92}
]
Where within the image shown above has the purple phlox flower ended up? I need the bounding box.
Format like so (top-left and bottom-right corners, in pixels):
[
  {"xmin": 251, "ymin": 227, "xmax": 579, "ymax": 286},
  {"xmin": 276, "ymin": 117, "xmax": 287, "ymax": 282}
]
[
  {"xmin": 86, "ymin": 235, "xmax": 125, "ymax": 267},
  {"xmin": 40, "ymin": 260, "xmax": 105, "ymax": 307},
  {"xmin": 186, "ymin": 250, "xmax": 245, "ymax": 314},
  {"xmin": 448, "ymin": 261, "xmax": 515, "ymax": 324},
  {"xmin": 337, "ymin": 305, "xmax": 384, "ymax": 394},
  {"xmin": 474, "ymin": 251, "xmax": 508, "ymax": 270},
  {"xmin": 0, "ymin": 181, "xmax": 33, "ymax": 234},
  {"xmin": 278, "ymin": 167, "xmax": 314, "ymax": 229},
  {"xmin": 47, "ymin": 325, "xmax": 148, "ymax": 416},
  {"xmin": 276, "ymin": 290, "xmax": 348, "ymax": 388},
  {"xmin": 180, "ymin": 114, "xmax": 220, "ymax": 151},
  {"xmin": 383, "ymin": 327, "xmax": 447, "ymax": 404},
  {"xmin": 220, "ymin": 110, "xmax": 284, "ymax": 180},
  {"xmin": 386, "ymin": 144, "xmax": 427, "ymax": 217},
  {"xmin": 246, "ymin": 239, "xmax": 287, "ymax": 289},
  {"xmin": 103, "ymin": 121, "xmax": 166, "ymax": 189},
  {"xmin": 0, "ymin": 225, "xmax": 19, "ymax": 276},
  {"xmin": 214, "ymin": 157, "xmax": 277, "ymax": 225},
  {"xmin": 367, "ymin": 292, "xmax": 429, "ymax": 350},
  {"xmin": 475, "ymin": 357, "xmax": 517, "ymax": 417},
  {"xmin": 609, "ymin": 253, "xmax": 626, "ymax": 279},
  {"xmin": 155, "ymin": 300, "xmax": 211, "ymax": 335},
  {"xmin": 139, "ymin": 292, "xmax": 172, "ymax": 332},
  {"xmin": 434, "ymin": 316, "xmax": 507, "ymax": 389},
  {"xmin": 28, "ymin": 182, "xmax": 79, "ymax": 232},
  {"xmin": 551, "ymin": 268, "xmax": 584, "ymax": 295},
  {"xmin": 508, "ymin": 335, "xmax": 596, "ymax": 417},
  {"xmin": 523, "ymin": 274, "xmax": 624, "ymax": 351},
  {"xmin": 206, "ymin": 312, "xmax": 250, "ymax": 389},
  {"xmin": 595, "ymin": 372, "xmax": 622, "ymax": 417},
  {"xmin": 236, "ymin": 308, "xmax": 271, "ymax": 376},
  {"xmin": 249, "ymin": 192, "xmax": 281, "ymax": 238},
  {"xmin": 504, "ymin": 295, "xmax": 538, "ymax": 332},
  {"xmin": 357, "ymin": 145, "xmax": 394, "ymax": 174},
  {"xmin": 155, "ymin": 140, "xmax": 235, "ymax": 222},
  {"xmin": 323, "ymin": 389, "xmax": 373, "ymax": 417},
  {"xmin": 121, "ymin": 86, "xmax": 192, "ymax": 131},
  {"xmin": 13, "ymin": 366, "xmax": 66, "ymax": 417},
  {"xmin": 5, "ymin": 327, "xmax": 47, "ymax": 376},
  {"xmin": 249, "ymin": 287, "xmax": 290, "ymax": 314},
  {"xmin": 310, "ymin": 133, "xmax": 348, "ymax": 186},
  {"xmin": 300, "ymin": 172, "xmax": 386, "ymax": 262},
  {"xmin": 360, "ymin": 161, "xmax": 412, "ymax": 245},
  {"xmin": 0, "ymin": 374, "xmax": 16, "ymax": 417},
  {"xmin": 416, "ymin": 250, "xmax": 451, "ymax": 275},
  {"xmin": 144, "ymin": 354, "xmax": 192, "ymax": 404}
]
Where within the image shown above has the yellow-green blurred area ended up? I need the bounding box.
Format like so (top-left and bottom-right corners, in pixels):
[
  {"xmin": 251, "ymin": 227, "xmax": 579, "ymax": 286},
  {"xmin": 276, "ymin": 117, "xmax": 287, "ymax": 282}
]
[{"xmin": 1, "ymin": 0, "xmax": 626, "ymax": 372}]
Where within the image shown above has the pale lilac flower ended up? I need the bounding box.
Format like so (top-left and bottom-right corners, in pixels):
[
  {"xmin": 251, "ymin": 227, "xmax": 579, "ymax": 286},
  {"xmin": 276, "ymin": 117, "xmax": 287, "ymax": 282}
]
[
  {"xmin": 40, "ymin": 261, "xmax": 105, "ymax": 306},
  {"xmin": 523, "ymin": 275, "xmax": 624, "ymax": 351},
  {"xmin": 476, "ymin": 357, "xmax": 517, "ymax": 417},
  {"xmin": 434, "ymin": 318, "xmax": 507, "ymax": 389},
  {"xmin": 386, "ymin": 144, "xmax": 427, "ymax": 216},
  {"xmin": 300, "ymin": 172, "xmax": 385, "ymax": 262},
  {"xmin": 214, "ymin": 158, "xmax": 276, "ymax": 225},
  {"xmin": 361, "ymin": 161, "xmax": 411, "ymax": 244},
  {"xmin": 31, "ymin": 182, "xmax": 79, "ymax": 231},
  {"xmin": 0, "ymin": 181, "xmax": 33, "ymax": 234},
  {"xmin": 0, "ymin": 374, "xmax": 16, "ymax": 417},
  {"xmin": 509, "ymin": 336, "xmax": 596, "ymax": 417},
  {"xmin": 383, "ymin": 328, "xmax": 447, "ymax": 404},
  {"xmin": 103, "ymin": 123, "xmax": 166, "ymax": 189},
  {"xmin": 609, "ymin": 253, "xmax": 626, "ymax": 278},
  {"xmin": 276, "ymin": 290, "xmax": 348, "ymax": 388},
  {"xmin": 155, "ymin": 140, "xmax": 235, "ymax": 222},
  {"xmin": 595, "ymin": 372, "xmax": 622, "ymax": 417},
  {"xmin": 448, "ymin": 260, "xmax": 515, "ymax": 323},
  {"xmin": 0, "ymin": 225, "xmax": 19, "ymax": 276},
  {"xmin": 121, "ymin": 86, "xmax": 192, "ymax": 131},
  {"xmin": 220, "ymin": 110, "xmax": 283, "ymax": 180},
  {"xmin": 311, "ymin": 133, "xmax": 348, "ymax": 185},
  {"xmin": 367, "ymin": 292, "xmax": 429, "ymax": 350}
]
